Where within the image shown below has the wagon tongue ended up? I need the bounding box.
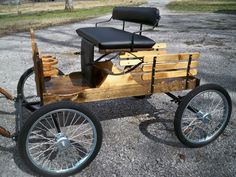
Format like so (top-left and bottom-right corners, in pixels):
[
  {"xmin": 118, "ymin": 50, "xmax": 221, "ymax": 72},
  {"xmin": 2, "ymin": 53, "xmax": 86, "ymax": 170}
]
[{"xmin": 0, "ymin": 126, "xmax": 11, "ymax": 138}]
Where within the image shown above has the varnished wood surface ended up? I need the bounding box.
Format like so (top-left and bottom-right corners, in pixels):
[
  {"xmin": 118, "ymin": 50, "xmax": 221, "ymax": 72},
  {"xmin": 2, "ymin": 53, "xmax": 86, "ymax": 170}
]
[
  {"xmin": 143, "ymin": 53, "xmax": 200, "ymax": 63},
  {"xmin": 142, "ymin": 69, "xmax": 198, "ymax": 80},
  {"xmin": 119, "ymin": 50, "xmax": 167, "ymax": 59},
  {"xmin": 43, "ymin": 60, "xmax": 199, "ymax": 105},
  {"xmin": 0, "ymin": 87, "xmax": 14, "ymax": 100},
  {"xmin": 142, "ymin": 61, "xmax": 199, "ymax": 72}
]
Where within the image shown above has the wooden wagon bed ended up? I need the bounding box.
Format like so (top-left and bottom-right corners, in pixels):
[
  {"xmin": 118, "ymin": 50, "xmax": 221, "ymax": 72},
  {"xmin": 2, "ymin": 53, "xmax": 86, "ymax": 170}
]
[{"xmin": 41, "ymin": 49, "xmax": 200, "ymax": 104}]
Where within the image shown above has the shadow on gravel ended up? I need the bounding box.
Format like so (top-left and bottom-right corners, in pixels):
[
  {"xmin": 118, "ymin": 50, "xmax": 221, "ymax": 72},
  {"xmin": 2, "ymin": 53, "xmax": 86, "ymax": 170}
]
[
  {"xmin": 0, "ymin": 145, "xmax": 34, "ymax": 175},
  {"xmin": 83, "ymin": 96, "xmax": 184, "ymax": 148},
  {"xmin": 214, "ymin": 10, "xmax": 236, "ymax": 15},
  {"xmin": 13, "ymin": 147, "xmax": 38, "ymax": 177},
  {"xmin": 0, "ymin": 145, "xmax": 14, "ymax": 153},
  {"xmin": 139, "ymin": 118, "xmax": 185, "ymax": 148}
]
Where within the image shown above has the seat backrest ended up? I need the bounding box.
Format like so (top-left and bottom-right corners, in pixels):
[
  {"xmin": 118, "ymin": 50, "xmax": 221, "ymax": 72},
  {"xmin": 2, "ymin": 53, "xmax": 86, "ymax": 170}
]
[{"xmin": 112, "ymin": 6, "xmax": 160, "ymax": 27}]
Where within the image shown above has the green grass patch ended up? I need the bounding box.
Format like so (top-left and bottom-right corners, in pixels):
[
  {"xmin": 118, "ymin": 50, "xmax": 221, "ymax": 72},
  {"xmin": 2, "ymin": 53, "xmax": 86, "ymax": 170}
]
[
  {"xmin": 167, "ymin": 0, "xmax": 236, "ymax": 13},
  {"xmin": 0, "ymin": 6, "xmax": 113, "ymax": 36},
  {"xmin": 0, "ymin": 0, "xmax": 146, "ymax": 36}
]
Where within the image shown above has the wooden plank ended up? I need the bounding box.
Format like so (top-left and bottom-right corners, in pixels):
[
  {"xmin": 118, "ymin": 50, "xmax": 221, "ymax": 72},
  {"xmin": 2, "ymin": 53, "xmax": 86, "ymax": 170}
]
[
  {"xmin": 153, "ymin": 78, "xmax": 198, "ymax": 93},
  {"xmin": 31, "ymin": 43, "xmax": 45, "ymax": 103},
  {"xmin": 144, "ymin": 53, "xmax": 200, "ymax": 63},
  {"xmin": 119, "ymin": 50, "xmax": 167, "ymax": 59},
  {"xmin": 142, "ymin": 69, "xmax": 198, "ymax": 80},
  {"xmin": 142, "ymin": 61, "xmax": 199, "ymax": 72},
  {"xmin": 0, "ymin": 87, "xmax": 14, "ymax": 100},
  {"xmin": 119, "ymin": 59, "xmax": 142, "ymax": 66},
  {"xmin": 152, "ymin": 43, "xmax": 167, "ymax": 49},
  {"xmin": 45, "ymin": 72, "xmax": 89, "ymax": 95},
  {"xmin": 30, "ymin": 28, "xmax": 36, "ymax": 57},
  {"xmin": 43, "ymin": 77, "xmax": 199, "ymax": 105},
  {"xmin": 43, "ymin": 84, "xmax": 151, "ymax": 105},
  {"xmin": 43, "ymin": 61, "xmax": 151, "ymax": 104}
]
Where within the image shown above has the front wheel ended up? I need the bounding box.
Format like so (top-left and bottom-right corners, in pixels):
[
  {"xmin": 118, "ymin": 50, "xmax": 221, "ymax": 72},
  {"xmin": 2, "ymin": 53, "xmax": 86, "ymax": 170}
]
[
  {"xmin": 174, "ymin": 84, "xmax": 232, "ymax": 148},
  {"xmin": 17, "ymin": 101, "xmax": 103, "ymax": 177}
]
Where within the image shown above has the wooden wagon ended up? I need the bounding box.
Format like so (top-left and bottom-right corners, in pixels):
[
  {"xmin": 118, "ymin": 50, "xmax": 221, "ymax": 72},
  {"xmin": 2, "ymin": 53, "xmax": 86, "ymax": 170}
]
[{"xmin": 0, "ymin": 6, "xmax": 232, "ymax": 177}]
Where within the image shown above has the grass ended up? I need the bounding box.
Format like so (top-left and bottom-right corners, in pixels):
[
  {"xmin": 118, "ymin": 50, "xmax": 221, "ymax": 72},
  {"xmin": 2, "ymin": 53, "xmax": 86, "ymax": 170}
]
[
  {"xmin": 0, "ymin": 0, "xmax": 146, "ymax": 36},
  {"xmin": 167, "ymin": 0, "xmax": 236, "ymax": 13}
]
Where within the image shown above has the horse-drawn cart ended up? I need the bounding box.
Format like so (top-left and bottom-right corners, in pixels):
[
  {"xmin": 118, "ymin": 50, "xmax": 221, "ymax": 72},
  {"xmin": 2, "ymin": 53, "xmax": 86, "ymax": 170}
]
[{"xmin": 0, "ymin": 6, "xmax": 232, "ymax": 177}]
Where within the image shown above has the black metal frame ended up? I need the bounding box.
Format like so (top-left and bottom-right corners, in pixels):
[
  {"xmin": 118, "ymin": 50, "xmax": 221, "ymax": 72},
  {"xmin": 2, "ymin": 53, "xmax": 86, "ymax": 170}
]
[{"xmin": 186, "ymin": 54, "xmax": 192, "ymax": 89}]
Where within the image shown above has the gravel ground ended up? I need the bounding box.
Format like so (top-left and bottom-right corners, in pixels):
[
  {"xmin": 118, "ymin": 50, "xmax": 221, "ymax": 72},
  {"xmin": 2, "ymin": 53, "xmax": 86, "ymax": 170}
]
[{"xmin": 0, "ymin": 0, "xmax": 236, "ymax": 176}]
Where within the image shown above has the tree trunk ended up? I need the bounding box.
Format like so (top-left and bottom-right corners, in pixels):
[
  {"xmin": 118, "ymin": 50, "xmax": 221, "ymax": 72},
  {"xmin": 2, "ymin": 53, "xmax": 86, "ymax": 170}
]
[
  {"xmin": 16, "ymin": 0, "xmax": 21, "ymax": 15},
  {"xmin": 65, "ymin": 0, "xmax": 74, "ymax": 11}
]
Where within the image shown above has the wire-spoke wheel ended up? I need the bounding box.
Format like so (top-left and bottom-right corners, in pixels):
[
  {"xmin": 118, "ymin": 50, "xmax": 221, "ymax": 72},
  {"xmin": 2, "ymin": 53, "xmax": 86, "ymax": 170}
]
[
  {"xmin": 174, "ymin": 84, "xmax": 232, "ymax": 148},
  {"xmin": 17, "ymin": 67, "xmax": 64, "ymax": 111},
  {"xmin": 17, "ymin": 101, "xmax": 102, "ymax": 177}
]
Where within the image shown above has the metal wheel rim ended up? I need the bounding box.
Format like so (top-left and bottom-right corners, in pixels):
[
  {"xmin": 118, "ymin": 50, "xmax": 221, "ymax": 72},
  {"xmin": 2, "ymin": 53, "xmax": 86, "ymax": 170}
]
[
  {"xmin": 22, "ymin": 71, "xmax": 40, "ymax": 103},
  {"xmin": 26, "ymin": 109, "xmax": 97, "ymax": 174},
  {"xmin": 181, "ymin": 90, "xmax": 229, "ymax": 144}
]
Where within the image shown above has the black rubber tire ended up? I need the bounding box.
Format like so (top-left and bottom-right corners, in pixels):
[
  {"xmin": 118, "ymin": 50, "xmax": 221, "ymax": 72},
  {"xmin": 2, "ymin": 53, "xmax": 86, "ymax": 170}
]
[
  {"xmin": 17, "ymin": 101, "xmax": 103, "ymax": 177},
  {"xmin": 174, "ymin": 84, "xmax": 232, "ymax": 148},
  {"xmin": 17, "ymin": 67, "xmax": 64, "ymax": 111}
]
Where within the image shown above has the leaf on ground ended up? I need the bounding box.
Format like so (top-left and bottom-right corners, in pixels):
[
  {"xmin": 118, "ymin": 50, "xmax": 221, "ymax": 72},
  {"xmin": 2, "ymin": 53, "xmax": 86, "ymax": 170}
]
[{"xmin": 178, "ymin": 153, "xmax": 186, "ymax": 161}]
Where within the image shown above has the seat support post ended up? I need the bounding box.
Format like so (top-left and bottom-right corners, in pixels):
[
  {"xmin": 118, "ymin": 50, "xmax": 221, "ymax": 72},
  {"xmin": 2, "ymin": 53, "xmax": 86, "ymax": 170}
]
[{"xmin": 81, "ymin": 39, "xmax": 96, "ymax": 87}]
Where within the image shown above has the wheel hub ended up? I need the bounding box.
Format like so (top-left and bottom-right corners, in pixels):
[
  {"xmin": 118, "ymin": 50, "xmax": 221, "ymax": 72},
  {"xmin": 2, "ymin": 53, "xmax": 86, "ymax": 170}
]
[
  {"xmin": 196, "ymin": 111, "xmax": 212, "ymax": 123},
  {"xmin": 55, "ymin": 133, "xmax": 71, "ymax": 151}
]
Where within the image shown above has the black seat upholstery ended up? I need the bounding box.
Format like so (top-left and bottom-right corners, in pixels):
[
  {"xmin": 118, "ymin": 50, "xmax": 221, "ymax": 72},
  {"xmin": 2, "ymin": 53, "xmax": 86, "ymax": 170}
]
[
  {"xmin": 112, "ymin": 7, "xmax": 160, "ymax": 26},
  {"xmin": 76, "ymin": 27, "xmax": 155, "ymax": 49}
]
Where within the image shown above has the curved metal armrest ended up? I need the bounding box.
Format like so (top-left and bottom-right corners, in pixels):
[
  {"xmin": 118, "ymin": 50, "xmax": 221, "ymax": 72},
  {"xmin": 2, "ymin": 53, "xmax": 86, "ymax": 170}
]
[{"xmin": 95, "ymin": 17, "xmax": 112, "ymax": 27}]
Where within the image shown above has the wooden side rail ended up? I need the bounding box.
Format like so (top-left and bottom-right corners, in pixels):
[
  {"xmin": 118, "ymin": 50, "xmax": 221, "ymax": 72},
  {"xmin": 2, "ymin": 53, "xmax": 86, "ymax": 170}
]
[
  {"xmin": 141, "ymin": 53, "xmax": 199, "ymax": 81},
  {"xmin": 119, "ymin": 52, "xmax": 199, "ymax": 80},
  {"xmin": 119, "ymin": 43, "xmax": 167, "ymax": 60},
  {"xmin": 143, "ymin": 53, "xmax": 200, "ymax": 63}
]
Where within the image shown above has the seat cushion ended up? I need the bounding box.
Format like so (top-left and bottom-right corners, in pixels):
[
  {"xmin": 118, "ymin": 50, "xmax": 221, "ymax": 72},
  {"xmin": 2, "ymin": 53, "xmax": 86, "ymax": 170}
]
[{"xmin": 76, "ymin": 27, "xmax": 155, "ymax": 49}]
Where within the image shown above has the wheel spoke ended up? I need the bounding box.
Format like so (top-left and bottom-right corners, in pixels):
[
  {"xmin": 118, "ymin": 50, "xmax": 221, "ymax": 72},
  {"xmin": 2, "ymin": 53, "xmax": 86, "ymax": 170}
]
[
  {"xmin": 29, "ymin": 141, "xmax": 54, "ymax": 151},
  {"xmin": 70, "ymin": 128, "xmax": 93, "ymax": 140},
  {"xmin": 38, "ymin": 121, "xmax": 56, "ymax": 136}
]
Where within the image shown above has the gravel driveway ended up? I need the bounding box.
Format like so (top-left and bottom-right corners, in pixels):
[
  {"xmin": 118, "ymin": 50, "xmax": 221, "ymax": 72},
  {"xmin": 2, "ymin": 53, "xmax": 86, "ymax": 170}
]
[{"xmin": 0, "ymin": 0, "xmax": 235, "ymax": 176}]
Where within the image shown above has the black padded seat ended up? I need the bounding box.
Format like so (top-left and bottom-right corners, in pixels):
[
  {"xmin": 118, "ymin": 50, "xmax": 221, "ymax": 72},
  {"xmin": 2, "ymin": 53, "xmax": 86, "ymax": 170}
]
[{"xmin": 76, "ymin": 27, "xmax": 155, "ymax": 49}]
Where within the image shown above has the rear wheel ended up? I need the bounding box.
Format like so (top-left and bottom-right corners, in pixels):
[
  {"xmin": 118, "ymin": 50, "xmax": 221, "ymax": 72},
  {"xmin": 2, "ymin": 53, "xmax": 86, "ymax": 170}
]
[
  {"xmin": 17, "ymin": 101, "xmax": 102, "ymax": 177},
  {"xmin": 174, "ymin": 84, "xmax": 232, "ymax": 148}
]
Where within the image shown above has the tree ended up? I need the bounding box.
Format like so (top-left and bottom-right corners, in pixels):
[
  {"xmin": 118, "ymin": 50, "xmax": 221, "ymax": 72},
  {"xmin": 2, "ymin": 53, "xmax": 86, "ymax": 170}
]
[
  {"xmin": 16, "ymin": 0, "xmax": 22, "ymax": 15},
  {"xmin": 65, "ymin": 0, "xmax": 74, "ymax": 11}
]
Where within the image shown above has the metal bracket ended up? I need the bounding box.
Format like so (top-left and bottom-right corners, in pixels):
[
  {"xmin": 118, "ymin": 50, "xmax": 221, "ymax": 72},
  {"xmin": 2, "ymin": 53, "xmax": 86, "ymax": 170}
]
[
  {"xmin": 151, "ymin": 57, "xmax": 157, "ymax": 93},
  {"xmin": 185, "ymin": 54, "xmax": 193, "ymax": 89},
  {"xmin": 165, "ymin": 92, "xmax": 182, "ymax": 104},
  {"xmin": 15, "ymin": 93, "xmax": 23, "ymax": 135}
]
